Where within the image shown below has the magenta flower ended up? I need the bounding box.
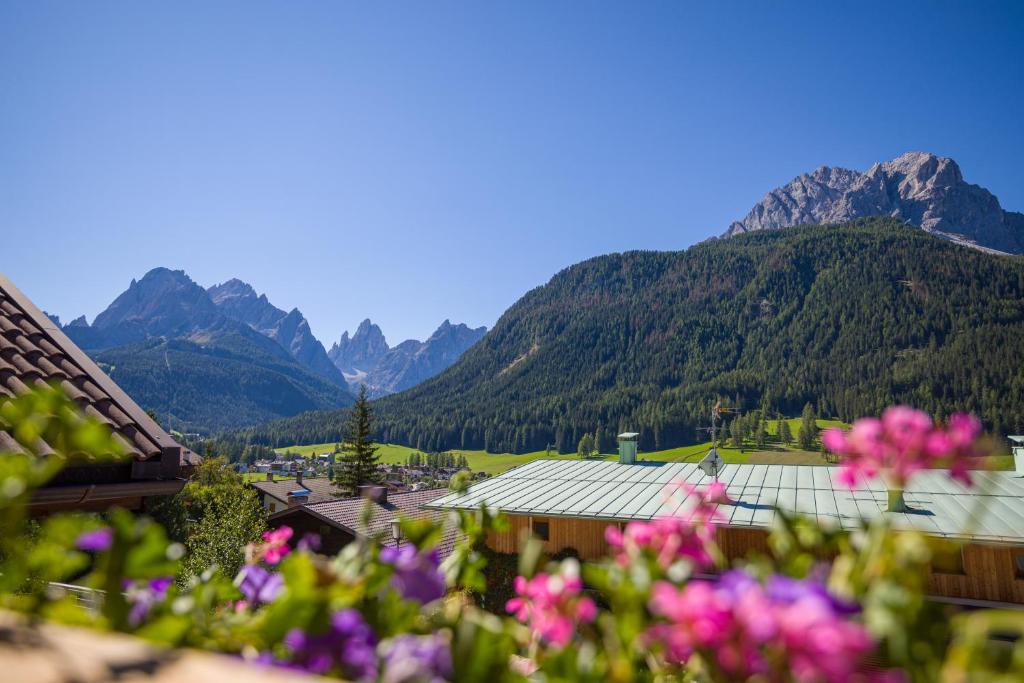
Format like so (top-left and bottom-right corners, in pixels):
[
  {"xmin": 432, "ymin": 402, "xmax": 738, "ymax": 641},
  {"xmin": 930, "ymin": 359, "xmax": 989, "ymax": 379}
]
[
  {"xmin": 648, "ymin": 570, "xmax": 878, "ymax": 682},
  {"xmin": 258, "ymin": 526, "xmax": 294, "ymax": 565},
  {"xmin": 75, "ymin": 527, "xmax": 113, "ymax": 552},
  {"xmin": 822, "ymin": 407, "xmax": 985, "ymax": 490},
  {"xmin": 506, "ymin": 559, "xmax": 597, "ymax": 647},
  {"xmin": 605, "ymin": 482, "xmax": 723, "ymax": 570}
]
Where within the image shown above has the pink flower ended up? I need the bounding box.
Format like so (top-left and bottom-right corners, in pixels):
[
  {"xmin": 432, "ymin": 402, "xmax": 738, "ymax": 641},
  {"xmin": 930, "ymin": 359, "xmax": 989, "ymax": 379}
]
[
  {"xmin": 648, "ymin": 570, "xmax": 880, "ymax": 682},
  {"xmin": 605, "ymin": 482, "xmax": 723, "ymax": 570},
  {"xmin": 822, "ymin": 407, "xmax": 985, "ymax": 490},
  {"xmin": 257, "ymin": 526, "xmax": 294, "ymax": 565},
  {"xmin": 506, "ymin": 559, "xmax": 596, "ymax": 647}
]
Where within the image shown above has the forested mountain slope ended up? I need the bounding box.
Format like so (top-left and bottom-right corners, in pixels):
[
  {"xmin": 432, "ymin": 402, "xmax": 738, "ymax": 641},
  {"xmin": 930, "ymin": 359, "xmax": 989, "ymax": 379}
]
[
  {"xmin": 241, "ymin": 219, "xmax": 1024, "ymax": 451},
  {"xmin": 94, "ymin": 332, "xmax": 352, "ymax": 433}
]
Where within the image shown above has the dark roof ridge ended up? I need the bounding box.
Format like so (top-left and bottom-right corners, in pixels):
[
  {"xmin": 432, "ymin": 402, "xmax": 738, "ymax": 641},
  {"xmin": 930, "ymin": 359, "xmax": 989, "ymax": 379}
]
[{"xmin": 0, "ymin": 271, "xmax": 184, "ymax": 461}]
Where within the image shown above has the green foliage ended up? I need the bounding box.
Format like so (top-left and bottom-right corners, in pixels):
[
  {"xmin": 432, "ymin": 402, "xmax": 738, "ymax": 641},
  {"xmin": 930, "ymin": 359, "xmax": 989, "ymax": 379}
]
[
  {"xmin": 335, "ymin": 385, "xmax": 383, "ymax": 496},
  {"xmin": 777, "ymin": 417, "xmax": 793, "ymax": 445},
  {"xmin": 150, "ymin": 457, "xmax": 266, "ymax": 580},
  {"xmin": 798, "ymin": 402, "xmax": 818, "ymax": 450},
  {"xmin": 577, "ymin": 433, "xmax": 594, "ymax": 459},
  {"xmin": 243, "ymin": 219, "xmax": 1024, "ymax": 453}
]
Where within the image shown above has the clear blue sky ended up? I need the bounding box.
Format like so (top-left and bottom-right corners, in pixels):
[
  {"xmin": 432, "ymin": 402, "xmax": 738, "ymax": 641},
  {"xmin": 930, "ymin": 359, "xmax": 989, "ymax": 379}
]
[{"xmin": 2, "ymin": 2, "xmax": 1022, "ymax": 344}]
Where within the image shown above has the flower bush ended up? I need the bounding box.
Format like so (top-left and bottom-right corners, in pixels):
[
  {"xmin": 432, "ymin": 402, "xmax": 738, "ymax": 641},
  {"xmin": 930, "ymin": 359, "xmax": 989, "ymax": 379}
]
[{"xmin": 1, "ymin": 387, "xmax": 1022, "ymax": 681}]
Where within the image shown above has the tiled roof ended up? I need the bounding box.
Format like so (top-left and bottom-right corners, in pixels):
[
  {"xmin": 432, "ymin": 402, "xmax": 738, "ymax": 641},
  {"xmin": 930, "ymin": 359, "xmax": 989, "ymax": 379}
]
[
  {"xmin": 427, "ymin": 459, "xmax": 1024, "ymax": 544},
  {"xmin": 251, "ymin": 477, "xmax": 342, "ymax": 505},
  {"xmin": 0, "ymin": 272, "xmax": 186, "ymax": 466},
  {"xmin": 302, "ymin": 488, "xmax": 463, "ymax": 559}
]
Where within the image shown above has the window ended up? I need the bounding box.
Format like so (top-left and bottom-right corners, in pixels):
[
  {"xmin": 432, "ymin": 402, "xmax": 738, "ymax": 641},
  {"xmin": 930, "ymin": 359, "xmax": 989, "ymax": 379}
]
[
  {"xmin": 932, "ymin": 544, "xmax": 965, "ymax": 575},
  {"xmin": 1015, "ymin": 554, "xmax": 1024, "ymax": 580},
  {"xmin": 269, "ymin": 503, "xmax": 277, "ymax": 513},
  {"xmin": 532, "ymin": 518, "xmax": 550, "ymax": 542}
]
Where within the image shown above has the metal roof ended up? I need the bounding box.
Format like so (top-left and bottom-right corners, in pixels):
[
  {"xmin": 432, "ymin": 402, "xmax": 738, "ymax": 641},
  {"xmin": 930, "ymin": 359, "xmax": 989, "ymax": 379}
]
[{"xmin": 425, "ymin": 459, "xmax": 1024, "ymax": 544}]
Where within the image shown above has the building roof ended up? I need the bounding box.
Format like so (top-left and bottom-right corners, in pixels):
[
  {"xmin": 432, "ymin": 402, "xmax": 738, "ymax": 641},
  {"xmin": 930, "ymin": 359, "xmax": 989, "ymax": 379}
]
[
  {"xmin": 0, "ymin": 272, "xmax": 189, "ymax": 470},
  {"xmin": 251, "ymin": 477, "xmax": 342, "ymax": 505},
  {"xmin": 283, "ymin": 488, "xmax": 463, "ymax": 558},
  {"xmin": 426, "ymin": 459, "xmax": 1024, "ymax": 545}
]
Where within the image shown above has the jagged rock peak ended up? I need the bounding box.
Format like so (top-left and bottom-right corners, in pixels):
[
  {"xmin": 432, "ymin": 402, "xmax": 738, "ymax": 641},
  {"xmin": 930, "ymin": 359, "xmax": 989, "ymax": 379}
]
[
  {"xmin": 725, "ymin": 151, "xmax": 1024, "ymax": 254},
  {"xmin": 207, "ymin": 278, "xmax": 258, "ymax": 303}
]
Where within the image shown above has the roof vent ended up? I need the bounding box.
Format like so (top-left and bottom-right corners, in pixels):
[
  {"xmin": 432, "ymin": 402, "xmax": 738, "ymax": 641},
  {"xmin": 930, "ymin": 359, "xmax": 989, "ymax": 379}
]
[{"xmin": 617, "ymin": 432, "xmax": 639, "ymax": 464}]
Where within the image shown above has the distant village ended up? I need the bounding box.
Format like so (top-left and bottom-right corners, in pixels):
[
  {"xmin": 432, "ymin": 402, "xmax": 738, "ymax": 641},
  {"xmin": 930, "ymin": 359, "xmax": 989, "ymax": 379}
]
[{"xmin": 240, "ymin": 447, "xmax": 488, "ymax": 495}]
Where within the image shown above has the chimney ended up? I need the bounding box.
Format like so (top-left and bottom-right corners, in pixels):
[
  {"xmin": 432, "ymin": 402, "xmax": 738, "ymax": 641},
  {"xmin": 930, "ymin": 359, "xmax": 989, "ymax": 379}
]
[
  {"xmin": 887, "ymin": 489, "xmax": 907, "ymax": 513},
  {"xmin": 358, "ymin": 484, "xmax": 387, "ymax": 503},
  {"xmin": 1011, "ymin": 436, "xmax": 1024, "ymax": 476},
  {"xmin": 617, "ymin": 432, "xmax": 639, "ymax": 464},
  {"xmin": 296, "ymin": 469, "xmax": 303, "ymax": 486},
  {"xmin": 266, "ymin": 471, "xmax": 273, "ymax": 481},
  {"xmin": 287, "ymin": 489, "xmax": 309, "ymax": 507}
]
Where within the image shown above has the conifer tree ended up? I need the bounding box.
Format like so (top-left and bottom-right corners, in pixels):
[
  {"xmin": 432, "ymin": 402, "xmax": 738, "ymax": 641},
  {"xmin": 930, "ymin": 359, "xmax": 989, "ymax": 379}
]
[
  {"xmin": 798, "ymin": 402, "xmax": 818, "ymax": 450},
  {"xmin": 777, "ymin": 418, "xmax": 793, "ymax": 446},
  {"xmin": 578, "ymin": 433, "xmax": 594, "ymax": 459},
  {"xmin": 335, "ymin": 385, "xmax": 382, "ymax": 496},
  {"xmin": 755, "ymin": 417, "xmax": 767, "ymax": 449}
]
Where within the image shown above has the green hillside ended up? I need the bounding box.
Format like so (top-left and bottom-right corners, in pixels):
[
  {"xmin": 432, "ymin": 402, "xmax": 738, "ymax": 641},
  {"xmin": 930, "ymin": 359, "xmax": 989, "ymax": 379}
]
[
  {"xmin": 243, "ymin": 219, "xmax": 1024, "ymax": 453},
  {"xmin": 95, "ymin": 334, "xmax": 352, "ymax": 433}
]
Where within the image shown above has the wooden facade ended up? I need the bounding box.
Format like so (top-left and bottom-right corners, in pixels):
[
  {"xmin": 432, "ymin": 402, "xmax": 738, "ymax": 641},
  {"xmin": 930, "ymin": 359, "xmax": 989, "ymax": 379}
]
[{"xmin": 487, "ymin": 514, "xmax": 1024, "ymax": 605}]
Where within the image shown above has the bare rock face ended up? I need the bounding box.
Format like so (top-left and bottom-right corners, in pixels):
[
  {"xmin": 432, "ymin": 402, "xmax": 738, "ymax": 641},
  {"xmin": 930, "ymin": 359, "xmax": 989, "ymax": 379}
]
[
  {"xmin": 726, "ymin": 152, "xmax": 1024, "ymax": 254},
  {"xmin": 207, "ymin": 278, "xmax": 345, "ymax": 387},
  {"xmin": 329, "ymin": 319, "xmax": 487, "ymax": 397}
]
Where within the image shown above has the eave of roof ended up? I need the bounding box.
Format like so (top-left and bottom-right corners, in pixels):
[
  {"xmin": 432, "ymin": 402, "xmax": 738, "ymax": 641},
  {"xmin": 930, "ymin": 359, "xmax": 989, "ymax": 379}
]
[{"xmin": 0, "ymin": 271, "xmax": 188, "ymax": 471}]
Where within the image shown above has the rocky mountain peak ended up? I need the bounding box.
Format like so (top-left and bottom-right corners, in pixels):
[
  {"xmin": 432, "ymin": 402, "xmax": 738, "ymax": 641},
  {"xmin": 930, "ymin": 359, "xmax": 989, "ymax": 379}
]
[
  {"xmin": 725, "ymin": 152, "xmax": 1023, "ymax": 253},
  {"xmin": 207, "ymin": 278, "xmax": 258, "ymax": 304}
]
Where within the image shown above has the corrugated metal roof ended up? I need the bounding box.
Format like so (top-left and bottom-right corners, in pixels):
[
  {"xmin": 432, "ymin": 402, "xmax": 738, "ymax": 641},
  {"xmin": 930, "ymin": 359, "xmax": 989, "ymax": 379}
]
[{"xmin": 426, "ymin": 460, "xmax": 1024, "ymax": 544}]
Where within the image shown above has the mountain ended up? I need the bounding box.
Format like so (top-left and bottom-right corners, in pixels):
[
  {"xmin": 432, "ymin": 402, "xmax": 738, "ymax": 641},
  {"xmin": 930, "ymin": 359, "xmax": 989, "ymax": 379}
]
[
  {"xmin": 328, "ymin": 319, "xmax": 390, "ymax": 378},
  {"xmin": 328, "ymin": 319, "xmax": 486, "ymax": 396},
  {"xmin": 92, "ymin": 336, "xmax": 351, "ymax": 433},
  {"xmin": 63, "ymin": 268, "xmax": 352, "ymax": 432},
  {"xmin": 243, "ymin": 219, "xmax": 1024, "ymax": 451},
  {"xmin": 725, "ymin": 152, "xmax": 1024, "ymax": 254},
  {"xmin": 207, "ymin": 278, "xmax": 344, "ymax": 385}
]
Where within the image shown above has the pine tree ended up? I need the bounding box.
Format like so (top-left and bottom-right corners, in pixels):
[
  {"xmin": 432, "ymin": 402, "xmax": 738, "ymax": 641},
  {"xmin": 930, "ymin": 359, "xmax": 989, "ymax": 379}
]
[
  {"xmin": 335, "ymin": 385, "xmax": 382, "ymax": 496},
  {"xmin": 754, "ymin": 417, "xmax": 767, "ymax": 449},
  {"xmin": 798, "ymin": 402, "xmax": 817, "ymax": 450},
  {"xmin": 578, "ymin": 433, "xmax": 594, "ymax": 459},
  {"xmin": 777, "ymin": 418, "xmax": 793, "ymax": 446},
  {"xmin": 729, "ymin": 419, "xmax": 743, "ymax": 449}
]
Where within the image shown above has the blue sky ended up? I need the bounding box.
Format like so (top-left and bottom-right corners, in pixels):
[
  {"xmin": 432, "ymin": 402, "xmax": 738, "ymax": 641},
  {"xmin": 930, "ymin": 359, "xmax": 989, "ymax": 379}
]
[{"xmin": 2, "ymin": 1, "xmax": 1022, "ymax": 344}]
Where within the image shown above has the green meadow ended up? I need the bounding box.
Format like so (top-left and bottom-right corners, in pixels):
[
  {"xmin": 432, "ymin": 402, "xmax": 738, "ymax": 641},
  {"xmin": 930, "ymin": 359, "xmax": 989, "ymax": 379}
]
[{"xmin": 274, "ymin": 419, "xmax": 858, "ymax": 476}]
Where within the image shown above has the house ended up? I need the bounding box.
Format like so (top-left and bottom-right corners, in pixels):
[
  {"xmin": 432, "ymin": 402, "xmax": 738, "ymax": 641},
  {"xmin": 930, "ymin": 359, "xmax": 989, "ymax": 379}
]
[
  {"xmin": 250, "ymin": 473, "xmax": 342, "ymax": 513},
  {"xmin": 268, "ymin": 487, "xmax": 460, "ymax": 558},
  {"xmin": 427, "ymin": 455, "xmax": 1024, "ymax": 606},
  {"xmin": 0, "ymin": 272, "xmax": 197, "ymax": 513}
]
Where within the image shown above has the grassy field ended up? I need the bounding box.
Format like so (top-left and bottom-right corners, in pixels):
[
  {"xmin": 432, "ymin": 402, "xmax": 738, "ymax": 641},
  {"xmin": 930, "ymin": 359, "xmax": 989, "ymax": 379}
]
[{"xmin": 274, "ymin": 419, "xmax": 852, "ymax": 476}]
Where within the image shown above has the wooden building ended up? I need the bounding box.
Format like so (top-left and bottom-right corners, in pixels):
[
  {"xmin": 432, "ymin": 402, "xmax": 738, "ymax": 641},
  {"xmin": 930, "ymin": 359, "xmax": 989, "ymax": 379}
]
[
  {"xmin": 427, "ymin": 458, "xmax": 1024, "ymax": 606},
  {"xmin": 0, "ymin": 272, "xmax": 197, "ymax": 513}
]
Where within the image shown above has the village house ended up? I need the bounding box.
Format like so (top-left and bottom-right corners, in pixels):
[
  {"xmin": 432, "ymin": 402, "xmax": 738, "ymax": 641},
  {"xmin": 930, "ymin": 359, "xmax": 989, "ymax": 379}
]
[
  {"xmin": 267, "ymin": 487, "xmax": 460, "ymax": 558},
  {"xmin": 428, "ymin": 435, "xmax": 1024, "ymax": 606},
  {"xmin": 0, "ymin": 272, "xmax": 197, "ymax": 514}
]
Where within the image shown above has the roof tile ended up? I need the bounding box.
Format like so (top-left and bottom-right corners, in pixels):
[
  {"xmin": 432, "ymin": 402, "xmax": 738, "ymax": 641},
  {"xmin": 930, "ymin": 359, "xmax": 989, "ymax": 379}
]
[{"xmin": 0, "ymin": 272, "xmax": 189, "ymax": 464}]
